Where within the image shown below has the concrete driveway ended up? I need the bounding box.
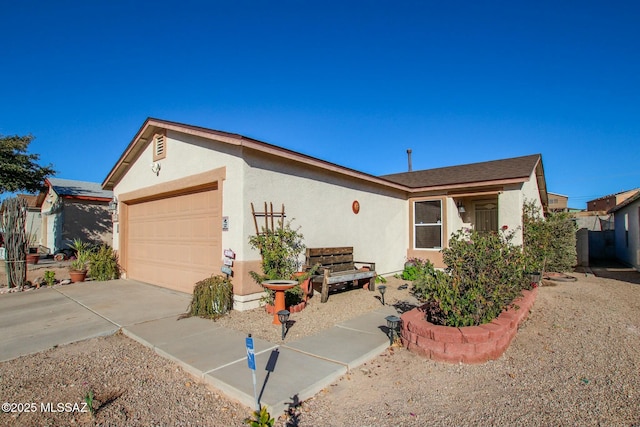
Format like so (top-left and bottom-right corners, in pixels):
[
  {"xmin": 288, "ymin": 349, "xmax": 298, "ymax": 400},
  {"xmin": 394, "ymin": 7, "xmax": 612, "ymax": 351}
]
[{"xmin": 0, "ymin": 279, "xmax": 191, "ymax": 362}]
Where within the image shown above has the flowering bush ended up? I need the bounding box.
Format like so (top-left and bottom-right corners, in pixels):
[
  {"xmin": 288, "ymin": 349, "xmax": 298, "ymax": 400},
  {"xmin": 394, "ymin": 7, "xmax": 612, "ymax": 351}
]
[{"xmin": 412, "ymin": 228, "xmax": 530, "ymax": 327}]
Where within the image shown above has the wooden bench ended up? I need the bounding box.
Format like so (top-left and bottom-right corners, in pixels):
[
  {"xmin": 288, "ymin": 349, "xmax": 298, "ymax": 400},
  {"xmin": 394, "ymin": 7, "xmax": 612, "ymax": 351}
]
[{"xmin": 304, "ymin": 247, "xmax": 376, "ymax": 303}]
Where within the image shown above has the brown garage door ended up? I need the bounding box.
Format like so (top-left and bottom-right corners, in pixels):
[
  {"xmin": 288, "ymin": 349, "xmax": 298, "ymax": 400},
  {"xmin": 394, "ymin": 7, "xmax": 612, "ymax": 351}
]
[{"xmin": 125, "ymin": 187, "xmax": 221, "ymax": 293}]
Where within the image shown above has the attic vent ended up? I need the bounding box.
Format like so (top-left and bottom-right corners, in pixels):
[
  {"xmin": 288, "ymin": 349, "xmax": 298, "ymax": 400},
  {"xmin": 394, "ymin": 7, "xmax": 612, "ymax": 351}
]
[{"xmin": 153, "ymin": 134, "xmax": 166, "ymax": 161}]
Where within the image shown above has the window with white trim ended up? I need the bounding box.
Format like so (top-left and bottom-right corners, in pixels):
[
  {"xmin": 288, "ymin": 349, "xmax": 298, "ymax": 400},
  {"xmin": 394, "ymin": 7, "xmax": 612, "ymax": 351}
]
[
  {"xmin": 153, "ymin": 133, "xmax": 166, "ymax": 161},
  {"xmin": 414, "ymin": 200, "xmax": 442, "ymax": 249}
]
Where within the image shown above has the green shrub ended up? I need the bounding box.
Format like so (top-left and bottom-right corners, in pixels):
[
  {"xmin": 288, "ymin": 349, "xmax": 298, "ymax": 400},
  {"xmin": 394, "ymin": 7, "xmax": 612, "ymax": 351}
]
[
  {"xmin": 523, "ymin": 200, "xmax": 577, "ymax": 273},
  {"xmin": 88, "ymin": 244, "xmax": 120, "ymax": 281},
  {"xmin": 44, "ymin": 270, "xmax": 56, "ymax": 287},
  {"xmin": 248, "ymin": 220, "xmax": 305, "ymax": 282},
  {"xmin": 399, "ymin": 259, "xmax": 422, "ymax": 281},
  {"xmin": 249, "ymin": 219, "xmax": 306, "ymax": 307},
  {"xmin": 187, "ymin": 275, "xmax": 234, "ymax": 319},
  {"xmin": 245, "ymin": 406, "xmax": 274, "ymax": 427},
  {"xmin": 412, "ymin": 228, "xmax": 530, "ymax": 327}
]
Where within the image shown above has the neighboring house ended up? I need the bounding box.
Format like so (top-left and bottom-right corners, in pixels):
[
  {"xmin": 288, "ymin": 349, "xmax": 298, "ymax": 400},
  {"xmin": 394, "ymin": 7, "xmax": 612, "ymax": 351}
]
[
  {"xmin": 548, "ymin": 192, "xmax": 569, "ymax": 212},
  {"xmin": 17, "ymin": 193, "xmax": 46, "ymax": 250},
  {"xmin": 587, "ymin": 188, "xmax": 640, "ymax": 212},
  {"xmin": 41, "ymin": 178, "xmax": 114, "ymax": 253},
  {"xmin": 102, "ymin": 118, "xmax": 547, "ymax": 309},
  {"xmin": 608, "ymin": 191, "xmax": 640, "ymax": 271}
]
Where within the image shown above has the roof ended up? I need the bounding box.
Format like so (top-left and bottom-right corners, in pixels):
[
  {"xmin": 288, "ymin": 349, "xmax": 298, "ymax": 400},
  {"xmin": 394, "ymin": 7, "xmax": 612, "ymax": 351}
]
[
  {"xmin": 103, "ymin": 118, "xmax": 547, "ymax": 205},
  {"xmin": 587, "ymin": 187, "xmax": 640, "ymax": 203},
  {"xmin": 102, "ymin": 117, "xmax": 407, "ymax": 192},
  {"xmin": 380, "ymin": 154, "xmax": 542, "ymax": 189},
  {"xmin": 47, "ymin": 178, "xmax": 113, "ymax": 200},
  {"xmin": 17, "ymin": 193, "xmax": 46, "ymax": 208},
  {"xmin": 608, "ymin": 191, "xmax": 640, "ymax": 213}
]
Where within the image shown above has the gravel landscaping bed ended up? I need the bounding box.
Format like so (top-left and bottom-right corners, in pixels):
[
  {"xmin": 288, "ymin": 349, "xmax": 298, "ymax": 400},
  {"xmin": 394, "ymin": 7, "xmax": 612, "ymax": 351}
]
[{"xmin": 1, "ymin": 270, "xmax": 639, "ymax": 426}]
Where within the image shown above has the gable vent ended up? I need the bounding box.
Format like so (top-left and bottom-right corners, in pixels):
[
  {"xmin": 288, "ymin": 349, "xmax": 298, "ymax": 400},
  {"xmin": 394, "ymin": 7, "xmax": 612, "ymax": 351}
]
[{"xmin": 153, "ymin": 134, "xmax": 166, "ymax": 160}]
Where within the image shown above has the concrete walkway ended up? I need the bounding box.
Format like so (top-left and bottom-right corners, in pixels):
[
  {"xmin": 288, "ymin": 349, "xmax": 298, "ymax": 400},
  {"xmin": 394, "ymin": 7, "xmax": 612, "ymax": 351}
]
[{"xmin": 0, "ymin": 279, "xmax": 399, "ymax": 415}]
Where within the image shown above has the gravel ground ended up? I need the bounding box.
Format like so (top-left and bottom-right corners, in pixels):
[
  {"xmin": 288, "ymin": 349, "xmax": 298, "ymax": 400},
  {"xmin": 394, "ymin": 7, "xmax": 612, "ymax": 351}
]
[{"xmin": 1, "ymin": 267, "xmax": 639, "ymax": 426}]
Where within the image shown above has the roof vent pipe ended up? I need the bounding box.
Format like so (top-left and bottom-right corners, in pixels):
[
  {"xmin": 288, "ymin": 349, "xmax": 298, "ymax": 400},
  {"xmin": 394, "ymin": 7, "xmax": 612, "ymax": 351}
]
[{"xmin": 407, "ymin": 149, "xmax": 413, "ymax": 172}]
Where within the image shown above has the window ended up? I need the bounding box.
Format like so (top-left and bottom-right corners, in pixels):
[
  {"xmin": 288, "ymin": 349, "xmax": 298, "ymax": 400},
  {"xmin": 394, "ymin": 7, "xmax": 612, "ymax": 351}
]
[
  {"xmin": 414, "ymin": 200, "xmax": 442, "ymax": 249},
  {"xmin": 153, "ymin": 133, "xmax": 166, "ymax": 161}
]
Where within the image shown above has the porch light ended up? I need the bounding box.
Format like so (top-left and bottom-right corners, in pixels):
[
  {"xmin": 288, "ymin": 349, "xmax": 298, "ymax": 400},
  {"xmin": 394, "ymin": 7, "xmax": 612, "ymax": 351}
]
[
  {"xmin": 108, "ymin": 196, "xmax": 118, "ymax": 212},
  {"xmin": 385, "ymin": 315, "xmax": 401, "ymax": 346},
  {"xmin": 457, "ymin": 201, "xmax": 466, "ymax": 213},
  {"xmin": 277, "ymin": 310, "xmax": 290, "ymax": 340},
  {"xmin": 378, "ymin": 285, "xmax": 386, "ymax": 305}
]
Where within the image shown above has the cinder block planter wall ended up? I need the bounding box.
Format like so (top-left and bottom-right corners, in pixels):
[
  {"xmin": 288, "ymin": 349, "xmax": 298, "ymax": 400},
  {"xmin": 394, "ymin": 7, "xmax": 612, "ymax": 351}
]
[{"xmin": 400, "ymin": 288, "xmax": 538, "ymax": 364}]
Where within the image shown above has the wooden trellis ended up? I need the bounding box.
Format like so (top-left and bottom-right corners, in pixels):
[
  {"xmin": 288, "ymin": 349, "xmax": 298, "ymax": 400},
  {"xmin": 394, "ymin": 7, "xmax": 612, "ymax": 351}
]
[{"xmin": 251, "ymin": 202, "xmax": 286, "ymax": 235}]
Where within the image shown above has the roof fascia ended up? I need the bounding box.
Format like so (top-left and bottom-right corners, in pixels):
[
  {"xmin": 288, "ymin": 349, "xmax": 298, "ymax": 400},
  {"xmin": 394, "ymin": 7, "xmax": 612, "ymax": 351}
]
[
  {"xmin": 61, "ymin": 195, "xmax": 111, "ymax": 202},
  {"xmin": 405, "ymin": 177, "xmax": 527, "ymax": 194},
  {"xmin": 103, "ymin": 118, "xmax": 409, "ymax": 192}
]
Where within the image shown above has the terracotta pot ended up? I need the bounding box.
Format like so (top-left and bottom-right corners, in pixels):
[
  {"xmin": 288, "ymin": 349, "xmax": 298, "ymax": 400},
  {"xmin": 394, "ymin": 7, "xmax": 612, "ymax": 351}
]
[
  {"xmin": 300, "ymin": 278, "xmax": 313, "ymax": 300},
  {"xmin": 26, "ymin": 253, "xmax": 39, "ymax": 265},
  {"xmin": 69, "ymin": 270, "xmax": 87, "ymax": 283}
]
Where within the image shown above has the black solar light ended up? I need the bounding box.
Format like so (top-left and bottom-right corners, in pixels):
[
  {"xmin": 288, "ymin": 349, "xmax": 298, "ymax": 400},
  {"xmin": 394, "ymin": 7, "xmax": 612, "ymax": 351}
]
[
  {"xmin": 385, "ymin": 315, "xmax": 401, "ymax": 346},
  {"xmin": 277, "ymin": 310, "xmax": 290, "ymax": 340},
  {"xmin": 377, "ymin": 285, "xmax": 387, "ymax": 305}
]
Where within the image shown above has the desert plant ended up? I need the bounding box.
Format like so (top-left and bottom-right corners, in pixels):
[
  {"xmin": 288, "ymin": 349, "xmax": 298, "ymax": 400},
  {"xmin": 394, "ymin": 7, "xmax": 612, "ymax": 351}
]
[
  {"xmin": 245, "ymin": 406, "xmax": 275, "ymax": 427},
  {"xmin": 88, "ymin": 244, "xmax": 120, "ymax": 281},
  {"xmin": 68, "ymin": 239, "xmax": 92, "ymax": 272},
  {"xmin": 412, "ymin": 228, "xmax": 530, "ymax": 327},
  {"xmin": 1, "ymin": 197, "xmax": 28, "ymax": 289},
  {"xmin": 84, "ymin": 389, "xmax": 95, "ymax": 417},
  {"xmin": 186, "ymin": 275, "xmax": 234, "ymax": 319},
  {"xmin": 44, "ymin": 270, "xmax": 56, "ymax": 287}
]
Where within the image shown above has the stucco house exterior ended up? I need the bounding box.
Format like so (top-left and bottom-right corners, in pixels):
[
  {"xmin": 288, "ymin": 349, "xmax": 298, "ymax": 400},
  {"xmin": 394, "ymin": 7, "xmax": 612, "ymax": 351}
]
[
  {"xmin": 102, "ymin": 118, "xmax": 548, "ymax": 310},
  {"xmin": 17, "ymin": 193, "xmax": 46, "ymax": 251},
  {"xmin": 608, "ymin": 191, "xmax": 640, "ymax": 271},
  {"xmin": 41, "ymin": 178, "xmax": 114, "ymax": 253}
]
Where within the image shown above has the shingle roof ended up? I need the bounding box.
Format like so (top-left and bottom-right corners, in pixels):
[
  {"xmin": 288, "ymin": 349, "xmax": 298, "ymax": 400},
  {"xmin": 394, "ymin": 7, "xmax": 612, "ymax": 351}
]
[
  {"xmin": 48, "ymin": 178, "xmax": 113, "ymax": 200},
  {"xmin": 380, "ymin": 154, "xmax": 541, "ymax": 188}
]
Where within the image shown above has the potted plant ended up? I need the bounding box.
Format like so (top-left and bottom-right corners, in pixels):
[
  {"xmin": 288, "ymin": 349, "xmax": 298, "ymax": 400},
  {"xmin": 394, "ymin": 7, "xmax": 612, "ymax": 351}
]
[
  {"xmin": 68, "ymin": 239, "xmax": 91, "ymax": 283},
  {"xmin": 248, "ymin": 219, "xmax": 308, "ymax": 312},
  {"xmin": 24, "ymin": 230, "xmax": 40, "ymax": 264}
]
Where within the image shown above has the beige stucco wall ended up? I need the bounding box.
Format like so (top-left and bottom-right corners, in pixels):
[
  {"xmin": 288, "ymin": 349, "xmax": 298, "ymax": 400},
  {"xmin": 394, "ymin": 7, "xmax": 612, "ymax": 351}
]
[
  {"xmin": 111, "ymin": 131, "xmax": 408, "ymax": 299},
  {"xmin": 109, "ymin": 129, "xmax": 545, "ymax": 301},
  {"xmin": 112, "ymin": 130, "xmax": 245, "ymax": 254},
  {"xmin": 501, "ymin": 167, "xmax": 545, "ymax": 246},
  {"xmin": 241, "ymin": 149, "xmax": 408, "ymax": 289},
  {"xmin": 499, "ymin": 185, "xmax": 524, "ymax": 245}
]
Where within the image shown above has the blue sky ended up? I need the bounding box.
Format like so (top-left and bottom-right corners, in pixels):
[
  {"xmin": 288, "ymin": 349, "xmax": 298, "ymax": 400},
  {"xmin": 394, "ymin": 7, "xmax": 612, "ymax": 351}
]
[{"xmin": 2, "ymin": 1, "xmax": 639, "ymax": 208}]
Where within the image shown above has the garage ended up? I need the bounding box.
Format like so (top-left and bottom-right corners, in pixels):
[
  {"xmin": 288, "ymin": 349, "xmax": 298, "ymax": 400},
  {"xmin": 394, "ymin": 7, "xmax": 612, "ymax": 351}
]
[{"xmin": 123, "ymin": 184, "xmax": 221, "ymax": 294}]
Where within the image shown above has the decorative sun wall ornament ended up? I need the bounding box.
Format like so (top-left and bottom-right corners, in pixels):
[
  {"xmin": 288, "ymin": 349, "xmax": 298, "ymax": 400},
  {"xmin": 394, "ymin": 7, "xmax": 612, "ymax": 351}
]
[{"xmin": 352, "ymin": 200, "xmax": 360, "ymax": 214}]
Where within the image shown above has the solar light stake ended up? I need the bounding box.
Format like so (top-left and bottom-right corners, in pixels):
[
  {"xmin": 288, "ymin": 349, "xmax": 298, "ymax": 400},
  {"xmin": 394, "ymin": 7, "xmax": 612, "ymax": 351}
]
[
  {"xmin": 377, "ymin": 285, "xmax": 387, "ymax": 305},
  {"xmin": 277, "ymin": 310, "xmax": 290, "ymax": 340},
  {"xmin": 385, "ymin": 315, "xmax": 401, "ymax": 346}
]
